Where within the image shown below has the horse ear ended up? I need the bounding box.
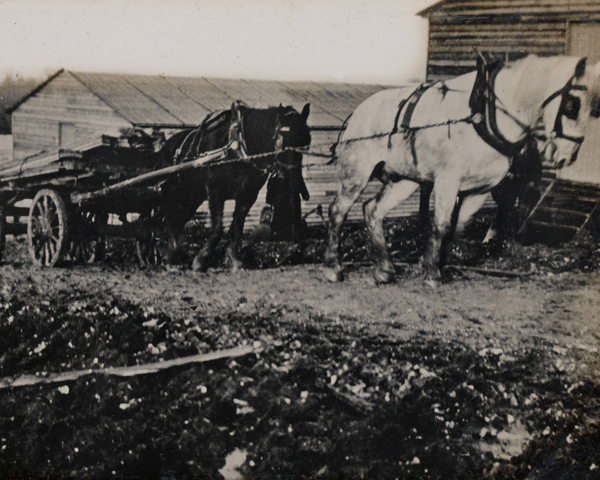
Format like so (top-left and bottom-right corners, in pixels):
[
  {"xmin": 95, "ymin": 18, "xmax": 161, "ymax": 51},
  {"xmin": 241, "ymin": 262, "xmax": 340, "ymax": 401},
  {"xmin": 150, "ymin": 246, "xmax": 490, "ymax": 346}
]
[
  {"xmin": 575, "ymin": 57, "xmax": 587, "ymax": 79},
  {"xmin": 301, "ymin": 103, "xmax": 310, "ymax": 121}
]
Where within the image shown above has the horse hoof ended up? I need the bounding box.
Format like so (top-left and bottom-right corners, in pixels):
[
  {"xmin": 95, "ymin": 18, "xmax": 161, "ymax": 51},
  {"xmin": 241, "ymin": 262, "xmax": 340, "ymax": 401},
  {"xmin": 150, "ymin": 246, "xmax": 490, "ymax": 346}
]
[
  {"xmin": 424, "ymin": 278, "xmax": 439, "ymax": 289},
  {"xmin": 322, "ymin": 267, "xmax": 344, "ymax": 283},
  {"xmin": 192, "ymin": 256, "xmax": 208, "ymax": 272},
  {"xmin": 374, "ymin": 268, "xmax": 395, "ymax": 285}
]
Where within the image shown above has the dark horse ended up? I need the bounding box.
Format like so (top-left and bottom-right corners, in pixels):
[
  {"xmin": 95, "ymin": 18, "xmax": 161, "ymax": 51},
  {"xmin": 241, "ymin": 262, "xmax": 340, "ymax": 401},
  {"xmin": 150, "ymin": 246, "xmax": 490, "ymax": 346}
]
[{"xmin": 152, "ymin": 101, "xmax": 311, "ymax": 271}]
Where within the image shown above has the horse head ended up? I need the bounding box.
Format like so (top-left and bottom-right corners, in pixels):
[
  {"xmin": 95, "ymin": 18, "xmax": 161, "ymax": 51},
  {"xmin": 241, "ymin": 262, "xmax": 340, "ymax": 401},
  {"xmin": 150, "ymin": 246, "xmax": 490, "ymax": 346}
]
[
  {"xmin": 536, "ymin": 56, "xmax": 600, "ymax": 169},
  {"xmin": 496, "ymin": 55, "xmax": 600, "ymax": 170},
  {"xmin": 276, "ymin": 103, "xmax": 311, "ymax": 148}
]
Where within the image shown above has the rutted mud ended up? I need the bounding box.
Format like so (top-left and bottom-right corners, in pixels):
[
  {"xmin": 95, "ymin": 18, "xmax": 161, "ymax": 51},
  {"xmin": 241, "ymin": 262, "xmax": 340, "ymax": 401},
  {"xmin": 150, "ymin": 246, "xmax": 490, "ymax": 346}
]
[{"xmin": 0, "ymin": 216, "xmax": 599, "ymax": 479}]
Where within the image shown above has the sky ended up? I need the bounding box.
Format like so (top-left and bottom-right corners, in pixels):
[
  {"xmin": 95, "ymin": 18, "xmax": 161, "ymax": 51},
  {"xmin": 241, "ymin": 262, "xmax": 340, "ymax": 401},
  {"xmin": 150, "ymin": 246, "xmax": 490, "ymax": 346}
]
[{"xmin": 0, "ymin": 0, "xmax": 438, "ymax": 85}]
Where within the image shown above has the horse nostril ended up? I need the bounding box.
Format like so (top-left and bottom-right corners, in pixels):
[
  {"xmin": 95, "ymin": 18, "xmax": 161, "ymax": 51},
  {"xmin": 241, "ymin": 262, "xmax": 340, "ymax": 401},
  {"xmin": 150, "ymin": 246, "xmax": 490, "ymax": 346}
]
[{"xmin": 557, "ymin": 158, "xmax": 566, "ymax": 169}]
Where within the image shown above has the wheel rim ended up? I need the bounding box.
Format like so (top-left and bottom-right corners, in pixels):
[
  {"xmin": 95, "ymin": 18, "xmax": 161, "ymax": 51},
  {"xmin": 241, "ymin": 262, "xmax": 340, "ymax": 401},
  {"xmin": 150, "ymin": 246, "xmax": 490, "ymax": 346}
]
[
  {"xmin": 67, "ymin": 211, "xmax": 107, "ymax": 264},
  {"xmin": 0, "ymin": 207, "xmax": 6, "ymax": 263},
  {"xmin": 27, "ymin": 190, "xmax": 68, "ymax": 267},
  {"xmin": 136, "ymin": 232, "xmax": 166, "ymax": 266}
]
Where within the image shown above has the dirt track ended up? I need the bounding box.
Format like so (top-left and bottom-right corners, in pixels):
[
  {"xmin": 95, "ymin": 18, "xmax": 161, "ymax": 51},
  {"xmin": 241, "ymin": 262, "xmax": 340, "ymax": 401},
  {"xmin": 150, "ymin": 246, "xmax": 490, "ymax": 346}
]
[{"xmin": 1, "ymin": 224, "xmax": 600, "ymax": 479}]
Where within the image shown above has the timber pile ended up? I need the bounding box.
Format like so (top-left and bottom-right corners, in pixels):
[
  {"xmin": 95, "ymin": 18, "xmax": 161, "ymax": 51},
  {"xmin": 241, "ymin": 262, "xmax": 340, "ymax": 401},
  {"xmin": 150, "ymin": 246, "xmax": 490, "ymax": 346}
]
[
  {"xmin": 0, "ymin": 129, "xmax": 167, "ymax": 185},
  {"xmin": 519, "ymin": 178, "xmax": 600, "ymax": 245}
]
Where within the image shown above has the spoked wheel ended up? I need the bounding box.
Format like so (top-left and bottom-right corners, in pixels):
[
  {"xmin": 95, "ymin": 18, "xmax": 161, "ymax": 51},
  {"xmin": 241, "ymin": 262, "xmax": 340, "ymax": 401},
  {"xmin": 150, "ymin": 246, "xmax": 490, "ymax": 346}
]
[
  {"xmin": 135, "ymin": 207, "xmax": 168, "ymax": 267},
  {"xmin": 136, "ymin": 230, "xmax": 168, "ymax": 267},
  {"xmin": 0, "ymin": 206, "xmax": 6, "ymax": 263},
  {"xmin": 27, "ymin": 189, "xmax": 70, "ymax": 267},
  {"xmin": 66, "ymin": 210, "xmax": 108, "ymax": 264}
]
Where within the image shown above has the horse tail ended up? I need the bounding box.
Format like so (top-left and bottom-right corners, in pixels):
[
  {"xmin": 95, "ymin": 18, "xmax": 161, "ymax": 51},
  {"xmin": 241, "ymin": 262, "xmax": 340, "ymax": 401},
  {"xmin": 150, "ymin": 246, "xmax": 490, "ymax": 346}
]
[{"xmin": 328, "ymin": 113, "xmax": 353, "ymax": 165}]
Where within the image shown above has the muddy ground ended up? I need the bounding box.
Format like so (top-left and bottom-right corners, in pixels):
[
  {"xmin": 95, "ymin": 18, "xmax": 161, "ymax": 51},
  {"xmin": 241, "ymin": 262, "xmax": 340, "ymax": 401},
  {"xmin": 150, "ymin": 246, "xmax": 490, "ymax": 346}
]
[{"xmin": 0, "ymin": 215, "xmax": 600, "ymax": 480}]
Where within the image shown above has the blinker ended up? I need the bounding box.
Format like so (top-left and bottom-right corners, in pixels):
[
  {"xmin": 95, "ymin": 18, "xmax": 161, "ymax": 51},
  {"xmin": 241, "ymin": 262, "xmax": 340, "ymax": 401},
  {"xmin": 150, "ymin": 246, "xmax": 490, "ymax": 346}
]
[{"xmin": 562, "ymin": 95, "xmax": 581, "ymax": 121}]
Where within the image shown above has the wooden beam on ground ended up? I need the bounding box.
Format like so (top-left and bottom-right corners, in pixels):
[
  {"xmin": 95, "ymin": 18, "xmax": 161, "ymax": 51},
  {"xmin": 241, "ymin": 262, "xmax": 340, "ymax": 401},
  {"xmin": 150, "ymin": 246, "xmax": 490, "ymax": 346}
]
[
  {"xmin": 326, "ymin": 385, "xmax": 374, "ymax": 415},
  {"xmin": 445, "ymin": 265, "xmax": 535, "ymax": 278},
  {"xmin": 0, "ymin": 344, "xmax": 262, "ymax": 390}
]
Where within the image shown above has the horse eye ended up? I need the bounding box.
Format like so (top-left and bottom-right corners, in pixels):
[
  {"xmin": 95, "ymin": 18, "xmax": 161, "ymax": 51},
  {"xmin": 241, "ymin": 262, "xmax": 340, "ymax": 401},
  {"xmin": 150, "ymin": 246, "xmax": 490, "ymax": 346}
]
[
  {"xmin": 563, "ymin": 96, "xmax": 581, "ymax": 120},
  {"xmin": 591, "ymin": 99, "xmax": 600, "ymax": 118}
]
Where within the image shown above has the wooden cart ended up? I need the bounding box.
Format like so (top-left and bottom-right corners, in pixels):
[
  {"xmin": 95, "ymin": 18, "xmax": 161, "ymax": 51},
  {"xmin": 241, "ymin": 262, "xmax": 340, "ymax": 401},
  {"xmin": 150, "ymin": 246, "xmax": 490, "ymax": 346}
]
[{"xmin": 0, "ymin": 133, "xmax": 231, "ymax": 267}]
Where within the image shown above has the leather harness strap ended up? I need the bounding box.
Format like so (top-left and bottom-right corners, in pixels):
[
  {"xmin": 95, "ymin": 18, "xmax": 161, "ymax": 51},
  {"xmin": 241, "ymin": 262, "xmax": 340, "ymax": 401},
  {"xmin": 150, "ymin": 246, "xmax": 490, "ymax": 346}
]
[
  {"xmin": 468, "ymin": 56, "xmax": 528, "ymax": 159},
  {"xmin": 388, "ymin": 82, "xmax": 435, "ymax": 148}
]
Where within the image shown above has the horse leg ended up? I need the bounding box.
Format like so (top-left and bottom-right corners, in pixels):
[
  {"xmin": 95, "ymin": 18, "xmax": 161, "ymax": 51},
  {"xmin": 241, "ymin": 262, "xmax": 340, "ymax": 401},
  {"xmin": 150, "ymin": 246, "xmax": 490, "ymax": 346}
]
[
  {"xmin": 323, "ymin": 173, "xmax": 371, "ymax": 282},
  {"xmin": 423, "ymin": 179, "xmax": 460, "ymax": 285},
  {"xmin": 418, "ymin": 182, "xmax": 433, "ymax": 230},
  {"xmin": 192, "ymin": 192, "xmax": 224, "ymax": 272},
  {"xmin": 364, "ymin": 180, "xmax": 419, "ymax": 284},
  {"xmin": 455, "ymin": 193, "xmax": 490, "ymax": 237},
  {"xmin": 225, "ymin": 187, "xmax": 261, "ymax": 272},
  {"xmin": 483, "ymin": 184, "xmax": 518, "ymax": 255}
]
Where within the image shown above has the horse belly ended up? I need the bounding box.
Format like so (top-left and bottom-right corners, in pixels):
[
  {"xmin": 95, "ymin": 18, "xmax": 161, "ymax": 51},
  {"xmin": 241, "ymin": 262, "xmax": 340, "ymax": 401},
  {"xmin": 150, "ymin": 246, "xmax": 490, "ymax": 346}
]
[{"xmin": 388, "ymin": 124, "xmax": 511, "ymax": 191}]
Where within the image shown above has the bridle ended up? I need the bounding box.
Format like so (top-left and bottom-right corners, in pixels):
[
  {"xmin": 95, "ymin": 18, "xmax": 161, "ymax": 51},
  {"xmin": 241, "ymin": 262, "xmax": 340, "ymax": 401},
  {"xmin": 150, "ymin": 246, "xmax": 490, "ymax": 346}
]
[
  {"xmin": 538, "ymin": 77, "xmax": 589, "ymax": 146},
  {"xmin": 230, "ymin": 108, "xmax": 306, "ymax": 175},
  {"xmin": 472, "ymin": 57, "xmax": 592, "ymax": 161}
]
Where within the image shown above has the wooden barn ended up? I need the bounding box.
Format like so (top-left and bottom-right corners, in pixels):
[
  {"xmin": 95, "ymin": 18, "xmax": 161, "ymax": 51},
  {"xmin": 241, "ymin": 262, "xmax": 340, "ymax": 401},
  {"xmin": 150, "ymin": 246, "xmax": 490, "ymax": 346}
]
[
  {"xmin": 5, "ymin": 70, "xmax": 426, "ymax": 231},
  {"xmin": 418, "ymin": 0, "xmax": 600, "ymax": 242}
]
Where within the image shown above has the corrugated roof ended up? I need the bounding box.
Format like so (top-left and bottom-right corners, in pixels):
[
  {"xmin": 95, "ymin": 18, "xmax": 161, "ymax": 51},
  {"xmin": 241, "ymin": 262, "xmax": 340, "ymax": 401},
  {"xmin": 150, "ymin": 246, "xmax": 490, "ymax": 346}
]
[{"xmin": 14, "ymin": 70, "xmax": 392, "ymax": 129}]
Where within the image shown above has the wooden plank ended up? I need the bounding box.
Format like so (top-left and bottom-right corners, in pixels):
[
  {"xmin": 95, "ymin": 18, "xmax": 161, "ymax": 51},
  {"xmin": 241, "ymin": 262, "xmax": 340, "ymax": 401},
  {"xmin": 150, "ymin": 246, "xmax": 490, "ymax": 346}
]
[
  {"xmin": 429, "ymin": 44, "xmax": 564, "ymax": 54},
  {"xmin": 0, "ymin": 345, "xmax": 261, "ymax": 390},
  {"xmin": 527, "ymin": 220, "xmax": 579, "ymax": 231},
  {"xmin": 430, "ymin": 13, "xmax": 600, "ymax": 23},
  {"xmin": 70, "ymin": 146, "xmax": 230, "ymax": 205},
  {"xmin": 430, "ymin": 23, "xmax": 566, "ymax": 32},
  {"xmin": 430, "ymin": 32, "xmax": 565, "ymax": 41},
  {"xmin": 533, "ymin": 207, "xmax": 588, "ymax": 227}
]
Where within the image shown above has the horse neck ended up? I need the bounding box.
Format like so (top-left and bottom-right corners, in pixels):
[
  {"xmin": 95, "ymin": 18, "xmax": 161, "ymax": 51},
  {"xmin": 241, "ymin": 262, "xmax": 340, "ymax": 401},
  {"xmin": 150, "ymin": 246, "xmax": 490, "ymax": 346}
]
[{"xmin": 494, "ymin": 56, "xmax": 580, "ymax": 143}]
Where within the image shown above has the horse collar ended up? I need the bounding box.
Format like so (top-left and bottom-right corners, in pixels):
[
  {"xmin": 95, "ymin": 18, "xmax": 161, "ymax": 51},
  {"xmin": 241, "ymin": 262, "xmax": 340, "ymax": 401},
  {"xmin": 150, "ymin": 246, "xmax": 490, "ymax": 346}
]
[{"xmin": 469, "ymin": 57, "xmax": 527, "ymax": 159}]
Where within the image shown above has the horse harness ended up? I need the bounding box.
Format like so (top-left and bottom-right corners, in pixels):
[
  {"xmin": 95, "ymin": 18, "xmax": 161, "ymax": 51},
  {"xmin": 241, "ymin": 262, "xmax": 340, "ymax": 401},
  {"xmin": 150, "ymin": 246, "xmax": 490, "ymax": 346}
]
[
  {"xmin": 171, "ymin": 101, "xmax": 295, "ymax": 175},
  {"xmin": 388, "ymin": 55, "xmax": 593, "ymax": 173}
]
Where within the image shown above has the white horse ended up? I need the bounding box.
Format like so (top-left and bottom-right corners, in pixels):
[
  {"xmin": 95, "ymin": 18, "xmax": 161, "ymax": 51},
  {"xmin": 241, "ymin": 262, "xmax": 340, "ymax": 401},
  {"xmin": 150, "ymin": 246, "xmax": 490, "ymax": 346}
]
[{"xmin": 323, "ymin": 55, "xmax": 600, "ymax": 285}]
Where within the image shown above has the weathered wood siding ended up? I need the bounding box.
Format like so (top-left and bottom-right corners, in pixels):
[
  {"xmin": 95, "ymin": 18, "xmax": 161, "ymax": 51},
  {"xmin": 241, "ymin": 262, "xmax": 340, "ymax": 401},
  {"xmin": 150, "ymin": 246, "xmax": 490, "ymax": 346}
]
[
  {"xmin": 421, "ymin": 0, "xmax": 600, "ymax": 187},
  {"xmin": 11, "ymin": 72, "xmax": 131, "ymax": 161},
  {"xmin": 428, "ymin": 22, "xmax": 567, "ymax": 79},
  {"xmin": 422, "ymin": 0, "xmax": 600, "ymax": 81},
  {"xmin": 560, "ymin": 22, "xmax": 600, "ymax": 184},
  {"xmin": 0, "ymin": 135, "xmax": 13, "ymax": 167}
]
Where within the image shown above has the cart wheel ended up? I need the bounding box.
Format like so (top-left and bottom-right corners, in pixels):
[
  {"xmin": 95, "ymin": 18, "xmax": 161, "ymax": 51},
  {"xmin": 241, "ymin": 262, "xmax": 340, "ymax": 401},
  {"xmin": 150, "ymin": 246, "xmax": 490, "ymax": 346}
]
[
  {"xmin": 0, "ymin": 206, "xmax": 6, "ymax": 263},
  {"xmin": 66, "ymin": 211, "xmax": 108, "ymax": 264},
  {"xmin": 27, "ymin": 189, "xmax": 69, "ymax": 267},
  {"xmin": 136, "ymin": 231, "xmax": 167, "ymax": 267}
]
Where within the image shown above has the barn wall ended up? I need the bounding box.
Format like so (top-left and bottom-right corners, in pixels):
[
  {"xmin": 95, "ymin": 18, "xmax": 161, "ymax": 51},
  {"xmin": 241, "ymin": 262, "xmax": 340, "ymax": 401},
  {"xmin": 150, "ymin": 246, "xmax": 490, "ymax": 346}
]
[
  {"xmin": 11, "ymin": 72, "xmax": 130, "ymax": 161},
  {"xmin": 423, "ymin": 0, "xmax": 600, "ymax": 185},
  {"xmin": 427, "ymin": 21, "xmax": 567, "ymax": 80},
  {"xmin": 560, "ymin": 22, "xmax": 600, "ymax": 184},
  {"xmin": 423, "ymin": 0, "xmax": 600, "ymax": 81},
  {"xmin": 0, "ymin": 135, "xmax": 13, "ymax": 168}
]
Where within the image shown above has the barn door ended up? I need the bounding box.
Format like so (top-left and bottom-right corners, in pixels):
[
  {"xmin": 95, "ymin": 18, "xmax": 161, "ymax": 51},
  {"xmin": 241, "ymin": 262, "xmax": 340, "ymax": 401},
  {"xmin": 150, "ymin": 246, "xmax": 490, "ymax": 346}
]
[{"xmin": 561, "ymin": 23, "xmax": 600, "ymax": 184}]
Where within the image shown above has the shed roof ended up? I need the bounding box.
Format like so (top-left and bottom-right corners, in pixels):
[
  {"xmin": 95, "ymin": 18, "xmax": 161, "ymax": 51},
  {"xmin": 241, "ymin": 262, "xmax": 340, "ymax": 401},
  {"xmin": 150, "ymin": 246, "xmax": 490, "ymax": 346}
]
[
  {"xmin": 11, "ymin": 70, "xmax": 391, "ymax": 129},
  {"xmin": 417, "ymin": 0, "xmax": 600, "ymax": 19}
]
